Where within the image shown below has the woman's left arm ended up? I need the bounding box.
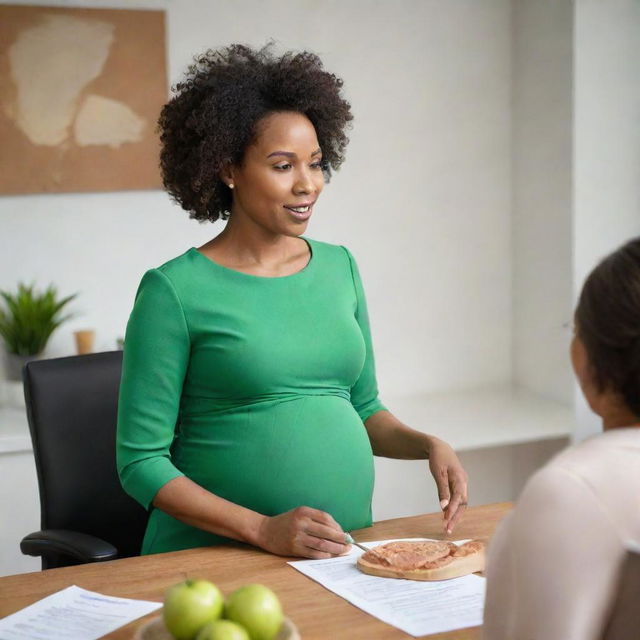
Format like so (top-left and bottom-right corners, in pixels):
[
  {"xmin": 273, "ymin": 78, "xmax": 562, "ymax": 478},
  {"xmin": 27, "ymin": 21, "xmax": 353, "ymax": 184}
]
[
  {"xmin": 342, "ymin": 246, "xmax": 468, "ymax": 534},
  {"xmin": 364, "ymin": 409, "xmax": 468, "ymax": 534}
]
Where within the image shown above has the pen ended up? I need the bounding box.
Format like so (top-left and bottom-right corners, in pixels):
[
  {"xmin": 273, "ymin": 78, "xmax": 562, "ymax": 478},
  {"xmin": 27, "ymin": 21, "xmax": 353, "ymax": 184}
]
[{"xmin": 345, "ymin": 533, "xmax": 390, "ymax": 565}]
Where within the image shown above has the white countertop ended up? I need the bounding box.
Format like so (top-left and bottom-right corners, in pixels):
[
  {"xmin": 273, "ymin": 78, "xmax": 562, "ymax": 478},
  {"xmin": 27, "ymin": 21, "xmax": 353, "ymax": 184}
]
[
  {"xmin": 0, "ymin": 385, "xmax": 574, "ymax": 456},
  {"xmin": 380, "ymin": 385, "xmax": 573, "ymax": 451}
]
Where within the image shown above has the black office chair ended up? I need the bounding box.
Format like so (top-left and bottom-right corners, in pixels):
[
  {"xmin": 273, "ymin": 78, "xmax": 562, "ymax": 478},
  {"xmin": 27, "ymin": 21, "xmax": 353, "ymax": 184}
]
[
  {"xmin": 601, "ymin": 547, "xmax": 640, "ymax": 640},
  {"xmin": 20, "ymin": 351, "xmax": 148, "ymax": 569}
]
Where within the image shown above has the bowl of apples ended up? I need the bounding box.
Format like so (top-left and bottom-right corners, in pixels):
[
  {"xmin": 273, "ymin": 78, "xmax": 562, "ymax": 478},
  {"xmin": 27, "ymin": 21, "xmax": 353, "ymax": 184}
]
[{"xmin": 135, "ymin": 579, "xmax": 299, "ymax": 640}]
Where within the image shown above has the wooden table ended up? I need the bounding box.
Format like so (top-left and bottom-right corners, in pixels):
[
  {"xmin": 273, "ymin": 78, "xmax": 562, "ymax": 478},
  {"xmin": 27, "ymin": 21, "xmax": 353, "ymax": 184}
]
[{"xmin": 0, "ymin": 503, "xmax": 511, "ymax": 639}]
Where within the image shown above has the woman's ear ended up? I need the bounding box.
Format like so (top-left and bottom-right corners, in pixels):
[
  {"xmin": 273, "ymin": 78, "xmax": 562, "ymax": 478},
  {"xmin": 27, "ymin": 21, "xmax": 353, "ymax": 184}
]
[{"xmin": 220, "ymin": 162, "xmax": 235, "ymax": 190}]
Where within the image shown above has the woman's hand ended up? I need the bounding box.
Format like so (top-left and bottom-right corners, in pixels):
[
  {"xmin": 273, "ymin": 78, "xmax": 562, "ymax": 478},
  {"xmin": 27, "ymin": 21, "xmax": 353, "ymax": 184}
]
[
  {"xmin": 363, "ymin": 411, "xmax": 469, "ymax": 534},
  {"xmin": 428, "ymin": 437, "xmax": 468, "ymax": 534},
  {"xmin": 255, "ymin": 506, "xmax": 351, "ymax": 559}
]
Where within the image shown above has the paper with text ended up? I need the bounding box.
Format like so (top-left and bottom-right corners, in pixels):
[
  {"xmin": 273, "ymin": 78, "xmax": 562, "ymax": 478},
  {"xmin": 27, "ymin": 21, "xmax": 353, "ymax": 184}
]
[
  {"xmin": 288, "ymin": 538, "xmax": 485, "ymax": 637},
  {"xmin": 0, "ymin": 584, "xmax": 162, "ymax": 640}
]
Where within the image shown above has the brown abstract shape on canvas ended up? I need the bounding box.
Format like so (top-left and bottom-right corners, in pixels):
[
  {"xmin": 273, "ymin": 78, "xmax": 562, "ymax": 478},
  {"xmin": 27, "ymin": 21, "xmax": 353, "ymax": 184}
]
[{"xmin": 0, "ymin": 5, "xmax": 167, "ymax": 194}]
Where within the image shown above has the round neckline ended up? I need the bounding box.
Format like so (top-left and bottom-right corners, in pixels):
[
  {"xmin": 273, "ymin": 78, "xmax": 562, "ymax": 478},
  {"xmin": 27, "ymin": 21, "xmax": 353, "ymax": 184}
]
[{"xmin": 189, "ymin": 237, "xmax": 314, "ymax": 281}]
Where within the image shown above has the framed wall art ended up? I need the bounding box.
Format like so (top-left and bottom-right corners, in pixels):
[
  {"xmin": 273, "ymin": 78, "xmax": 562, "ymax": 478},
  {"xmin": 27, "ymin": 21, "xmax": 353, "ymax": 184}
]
[{"xmin": 0, "ymin": 5, "xmax": 168, "ymax": 194}]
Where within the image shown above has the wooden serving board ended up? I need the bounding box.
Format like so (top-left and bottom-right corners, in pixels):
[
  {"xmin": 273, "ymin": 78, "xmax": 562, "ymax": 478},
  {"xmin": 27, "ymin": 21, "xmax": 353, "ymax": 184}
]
[{"xmin": 356, "ymin": 541, "xmax": 486, "ymax": 581}]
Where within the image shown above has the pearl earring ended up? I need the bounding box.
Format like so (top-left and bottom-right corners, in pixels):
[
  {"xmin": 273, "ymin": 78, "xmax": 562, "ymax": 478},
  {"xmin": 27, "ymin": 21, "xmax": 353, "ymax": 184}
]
[{"xmin": 228, "ymin": 183, "xmax": 234, "ymax": 189}]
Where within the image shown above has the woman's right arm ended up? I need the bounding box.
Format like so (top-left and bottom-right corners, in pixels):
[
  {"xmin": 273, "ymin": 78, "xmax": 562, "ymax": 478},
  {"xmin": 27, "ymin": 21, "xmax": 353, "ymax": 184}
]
[
  {"xmin": 153, "ymin": 476, "xmax": 349, "ymax": 558},
  {"xmin": 117, "ymin": 269, "xmax": 348, "ymax": 559}
]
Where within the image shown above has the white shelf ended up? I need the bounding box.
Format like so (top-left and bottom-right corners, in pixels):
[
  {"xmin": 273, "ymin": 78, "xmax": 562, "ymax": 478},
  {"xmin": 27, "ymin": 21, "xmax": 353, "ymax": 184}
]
[
  {"xmin": 0, "ymin": 406, "xmax": 31, "ymax": 454},
  {"xmin": 385, "ymin": 386, "xmax": 574, "ymax": 452}
]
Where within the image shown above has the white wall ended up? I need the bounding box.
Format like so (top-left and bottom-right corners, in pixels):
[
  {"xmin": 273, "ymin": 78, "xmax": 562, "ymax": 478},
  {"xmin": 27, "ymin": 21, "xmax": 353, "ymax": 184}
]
[
  {"xmin": 0, "ymin": 0, "xmax": 513, "ymax": 399},
  {"xmin": 511, "ymin": 0, "xmax": 574, "ymax": 405},
  {"xmin": 572, "ymin": 0, "xmax": 640, "ymax": 440}
]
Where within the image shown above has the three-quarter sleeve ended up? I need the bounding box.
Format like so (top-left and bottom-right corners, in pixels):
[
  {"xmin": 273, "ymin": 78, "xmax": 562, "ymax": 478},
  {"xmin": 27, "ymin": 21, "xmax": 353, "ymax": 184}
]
[
  {"xmin": 342, "ymin": 246, "xmax": 387, "ymax": 422},
  {"xmin": 116, "ymin": 268, "xmax": 189, "ymax": 509}
]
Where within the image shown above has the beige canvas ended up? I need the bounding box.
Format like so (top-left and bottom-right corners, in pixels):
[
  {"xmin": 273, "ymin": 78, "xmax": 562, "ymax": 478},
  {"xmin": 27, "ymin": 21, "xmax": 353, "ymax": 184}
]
[{"xmin": 0, "ymin": 5, "xmax": 167, "ymax": 194}]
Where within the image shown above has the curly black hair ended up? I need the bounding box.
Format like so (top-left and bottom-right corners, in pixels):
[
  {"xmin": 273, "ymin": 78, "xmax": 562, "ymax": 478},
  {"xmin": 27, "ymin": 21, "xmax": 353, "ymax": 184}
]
[
  {"xmin": 158, "ymin": 43, "xmax": 353, "ymax": 223},
  {"xmin": 575, "ymin": 237, "xmax": 640, "ymax": 417}
]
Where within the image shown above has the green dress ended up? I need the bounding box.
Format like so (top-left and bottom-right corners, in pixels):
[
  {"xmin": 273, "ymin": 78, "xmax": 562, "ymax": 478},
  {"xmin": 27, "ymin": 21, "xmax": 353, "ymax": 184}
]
[{"xmin": 116, "ymin": 238, "xmax": 386, "ymax": 554}]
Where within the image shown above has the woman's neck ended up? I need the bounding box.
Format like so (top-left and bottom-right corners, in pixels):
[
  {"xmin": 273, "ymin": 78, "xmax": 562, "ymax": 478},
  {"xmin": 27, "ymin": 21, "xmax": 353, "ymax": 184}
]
[
  {"xmin": 601, "ymin": 404, "xmax": 640, "ymax": 431},
  {"xmin": 199, "ymin": 219, "xmax": 309, "ymax": 276}
]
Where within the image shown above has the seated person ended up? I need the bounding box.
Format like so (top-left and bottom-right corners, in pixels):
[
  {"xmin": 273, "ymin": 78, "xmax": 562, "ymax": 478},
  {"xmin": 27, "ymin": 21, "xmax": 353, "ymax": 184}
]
[{"xmin": 483, "ymin": 237, "xmax": 640, "ymax": 640}]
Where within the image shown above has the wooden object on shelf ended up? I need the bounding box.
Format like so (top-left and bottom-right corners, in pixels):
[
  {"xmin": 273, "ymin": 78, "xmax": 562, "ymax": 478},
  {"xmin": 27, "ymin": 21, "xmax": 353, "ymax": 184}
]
[{"xmin": 73, "ymin": 330, "xmax": 95, "ymax": 355}]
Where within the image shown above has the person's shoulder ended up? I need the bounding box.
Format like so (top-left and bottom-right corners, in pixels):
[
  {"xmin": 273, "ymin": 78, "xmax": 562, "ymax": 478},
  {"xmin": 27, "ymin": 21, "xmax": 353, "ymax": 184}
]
[
  {"xmin": 307, "ymin": 237, "xmax": 347, "ymax": 256},
  {"xmin": 583, "ymin": 426, "xmax": 640, "ymax": 451},
  {"xmin": 502, "ymin": 460, "xmax": 604, "ymax": 551},
  {"xmin": 306, "ymin": 237, "xmax": 357, "ymax": 267},
  {"xmin": 521, "ymin": 433, "xmax": 617, "ymax": 491},
  {"xmin": 518, "ymin": 460, "xmax": 581, "ymax": 505},
  {"xmin": 553, "ymin": 429, "xmax": 640, "ymax": 479},
  {"xmin": 512, "ymin": 433, "xmax": 634, "ymax": 524},
  {"xmin": 154, "ymin": 248, "xmax": 198, "ymax": 278},
  {"xmin": 133, "ymin": 249, "xmax": 201, "ymax": 298},
  {"xmin": 136, "ymin": 248, "xmax": 203, "ymax": 286}
]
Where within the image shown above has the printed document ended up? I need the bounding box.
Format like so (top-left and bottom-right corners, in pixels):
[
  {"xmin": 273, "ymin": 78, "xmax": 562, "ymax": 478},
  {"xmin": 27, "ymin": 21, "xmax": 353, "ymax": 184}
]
[
  {"xmin": 0, "ymin": 584, "xmax": 161, "ymax": 639},
  {"xmin": 289, "ymin": 538, "xmax": 485, "ymax": 637}
]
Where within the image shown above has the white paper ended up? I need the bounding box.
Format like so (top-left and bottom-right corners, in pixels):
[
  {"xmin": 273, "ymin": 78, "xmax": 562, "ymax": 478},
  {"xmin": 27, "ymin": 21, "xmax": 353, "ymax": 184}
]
[
  {"xmin": 0, "ymin": 585, "xmax": 162, "ymax": 640},
  {"xmin": 288, "ymin": 538, "xmax": 486, "ymax": 637}
]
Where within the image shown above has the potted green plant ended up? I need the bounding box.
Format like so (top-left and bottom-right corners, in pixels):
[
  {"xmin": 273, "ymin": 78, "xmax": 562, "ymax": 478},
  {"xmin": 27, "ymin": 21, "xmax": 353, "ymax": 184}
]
[{"xmin": 0, "ymin": 283, "xmax": 77, "ymax": 381}]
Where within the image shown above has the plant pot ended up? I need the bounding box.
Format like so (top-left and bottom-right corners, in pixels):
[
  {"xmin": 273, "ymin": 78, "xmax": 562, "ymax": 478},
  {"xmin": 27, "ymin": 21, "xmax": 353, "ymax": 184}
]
[{"xmin": 4, "ymin": 352, "xmax": 41, "ymax": 382}]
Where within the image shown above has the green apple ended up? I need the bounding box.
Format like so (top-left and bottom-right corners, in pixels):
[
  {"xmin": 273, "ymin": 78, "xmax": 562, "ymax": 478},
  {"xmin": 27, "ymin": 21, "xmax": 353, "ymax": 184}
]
[
  {"xmin": 224, "ymin": 584, "xmax": 283, "ymax": 640},
  {"xmin": 163, "ymin": 579, "xmax": 225, "ymax": 640},
  {"xmin": 196, "ymin": 619, "xmax": 250, "ymax": 640}
]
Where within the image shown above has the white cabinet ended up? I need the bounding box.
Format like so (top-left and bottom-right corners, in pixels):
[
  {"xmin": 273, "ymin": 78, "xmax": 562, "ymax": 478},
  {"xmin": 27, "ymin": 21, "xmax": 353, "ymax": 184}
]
[{"xmin": 0, "ymin": 407, "xmax": 40, "ymax": 577}]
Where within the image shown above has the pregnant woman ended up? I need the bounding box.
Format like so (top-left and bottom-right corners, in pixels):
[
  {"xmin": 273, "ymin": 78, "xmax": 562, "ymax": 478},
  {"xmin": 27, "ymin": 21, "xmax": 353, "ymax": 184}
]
[{"xmin": 116, "ymin": 44, "xmax": 468, "ymax": 559}]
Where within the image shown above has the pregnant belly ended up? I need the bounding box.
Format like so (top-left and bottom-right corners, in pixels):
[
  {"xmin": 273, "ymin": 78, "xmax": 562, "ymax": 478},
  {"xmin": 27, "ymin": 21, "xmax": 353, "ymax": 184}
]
[{"xmin": 174, "ymin": 395, "xmax": 375, "ymax": 531}]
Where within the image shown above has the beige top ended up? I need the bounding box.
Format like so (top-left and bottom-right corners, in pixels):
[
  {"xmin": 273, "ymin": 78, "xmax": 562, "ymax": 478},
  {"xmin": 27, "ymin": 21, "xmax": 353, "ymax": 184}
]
[{"xmin": 483, "ymin": 427, "xmax": 640, "ymax": 640}]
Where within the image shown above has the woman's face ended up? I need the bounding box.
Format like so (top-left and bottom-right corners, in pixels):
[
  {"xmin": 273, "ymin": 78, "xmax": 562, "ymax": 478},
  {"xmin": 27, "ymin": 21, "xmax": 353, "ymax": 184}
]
[{"xmin": 227, "ymin": 111, "xmax": 325, "ymax": 237}]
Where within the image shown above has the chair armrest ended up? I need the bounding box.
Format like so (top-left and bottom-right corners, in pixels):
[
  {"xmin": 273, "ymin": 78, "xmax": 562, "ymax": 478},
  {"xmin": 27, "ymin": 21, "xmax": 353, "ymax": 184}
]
[{"xmin": 20, "ymin": 529, "xmax": 118, "ymax": 563}]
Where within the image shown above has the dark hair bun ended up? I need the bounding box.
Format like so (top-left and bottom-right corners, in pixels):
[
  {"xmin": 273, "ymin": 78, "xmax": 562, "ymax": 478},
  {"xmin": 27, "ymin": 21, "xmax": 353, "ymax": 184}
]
[{"xmin": 576, "ymin": 237, "xmax": 640, "ymax": 417}]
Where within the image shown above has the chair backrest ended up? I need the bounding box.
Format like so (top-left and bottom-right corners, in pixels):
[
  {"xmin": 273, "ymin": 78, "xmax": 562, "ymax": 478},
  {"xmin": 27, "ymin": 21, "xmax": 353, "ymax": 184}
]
[
  {"xmin": 601, "ymin": 547, "xmax": 640, "ymax": 640},
  {"xmin": 23, "ymin": 351, "xmax": 148, "ymax": 565}
]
